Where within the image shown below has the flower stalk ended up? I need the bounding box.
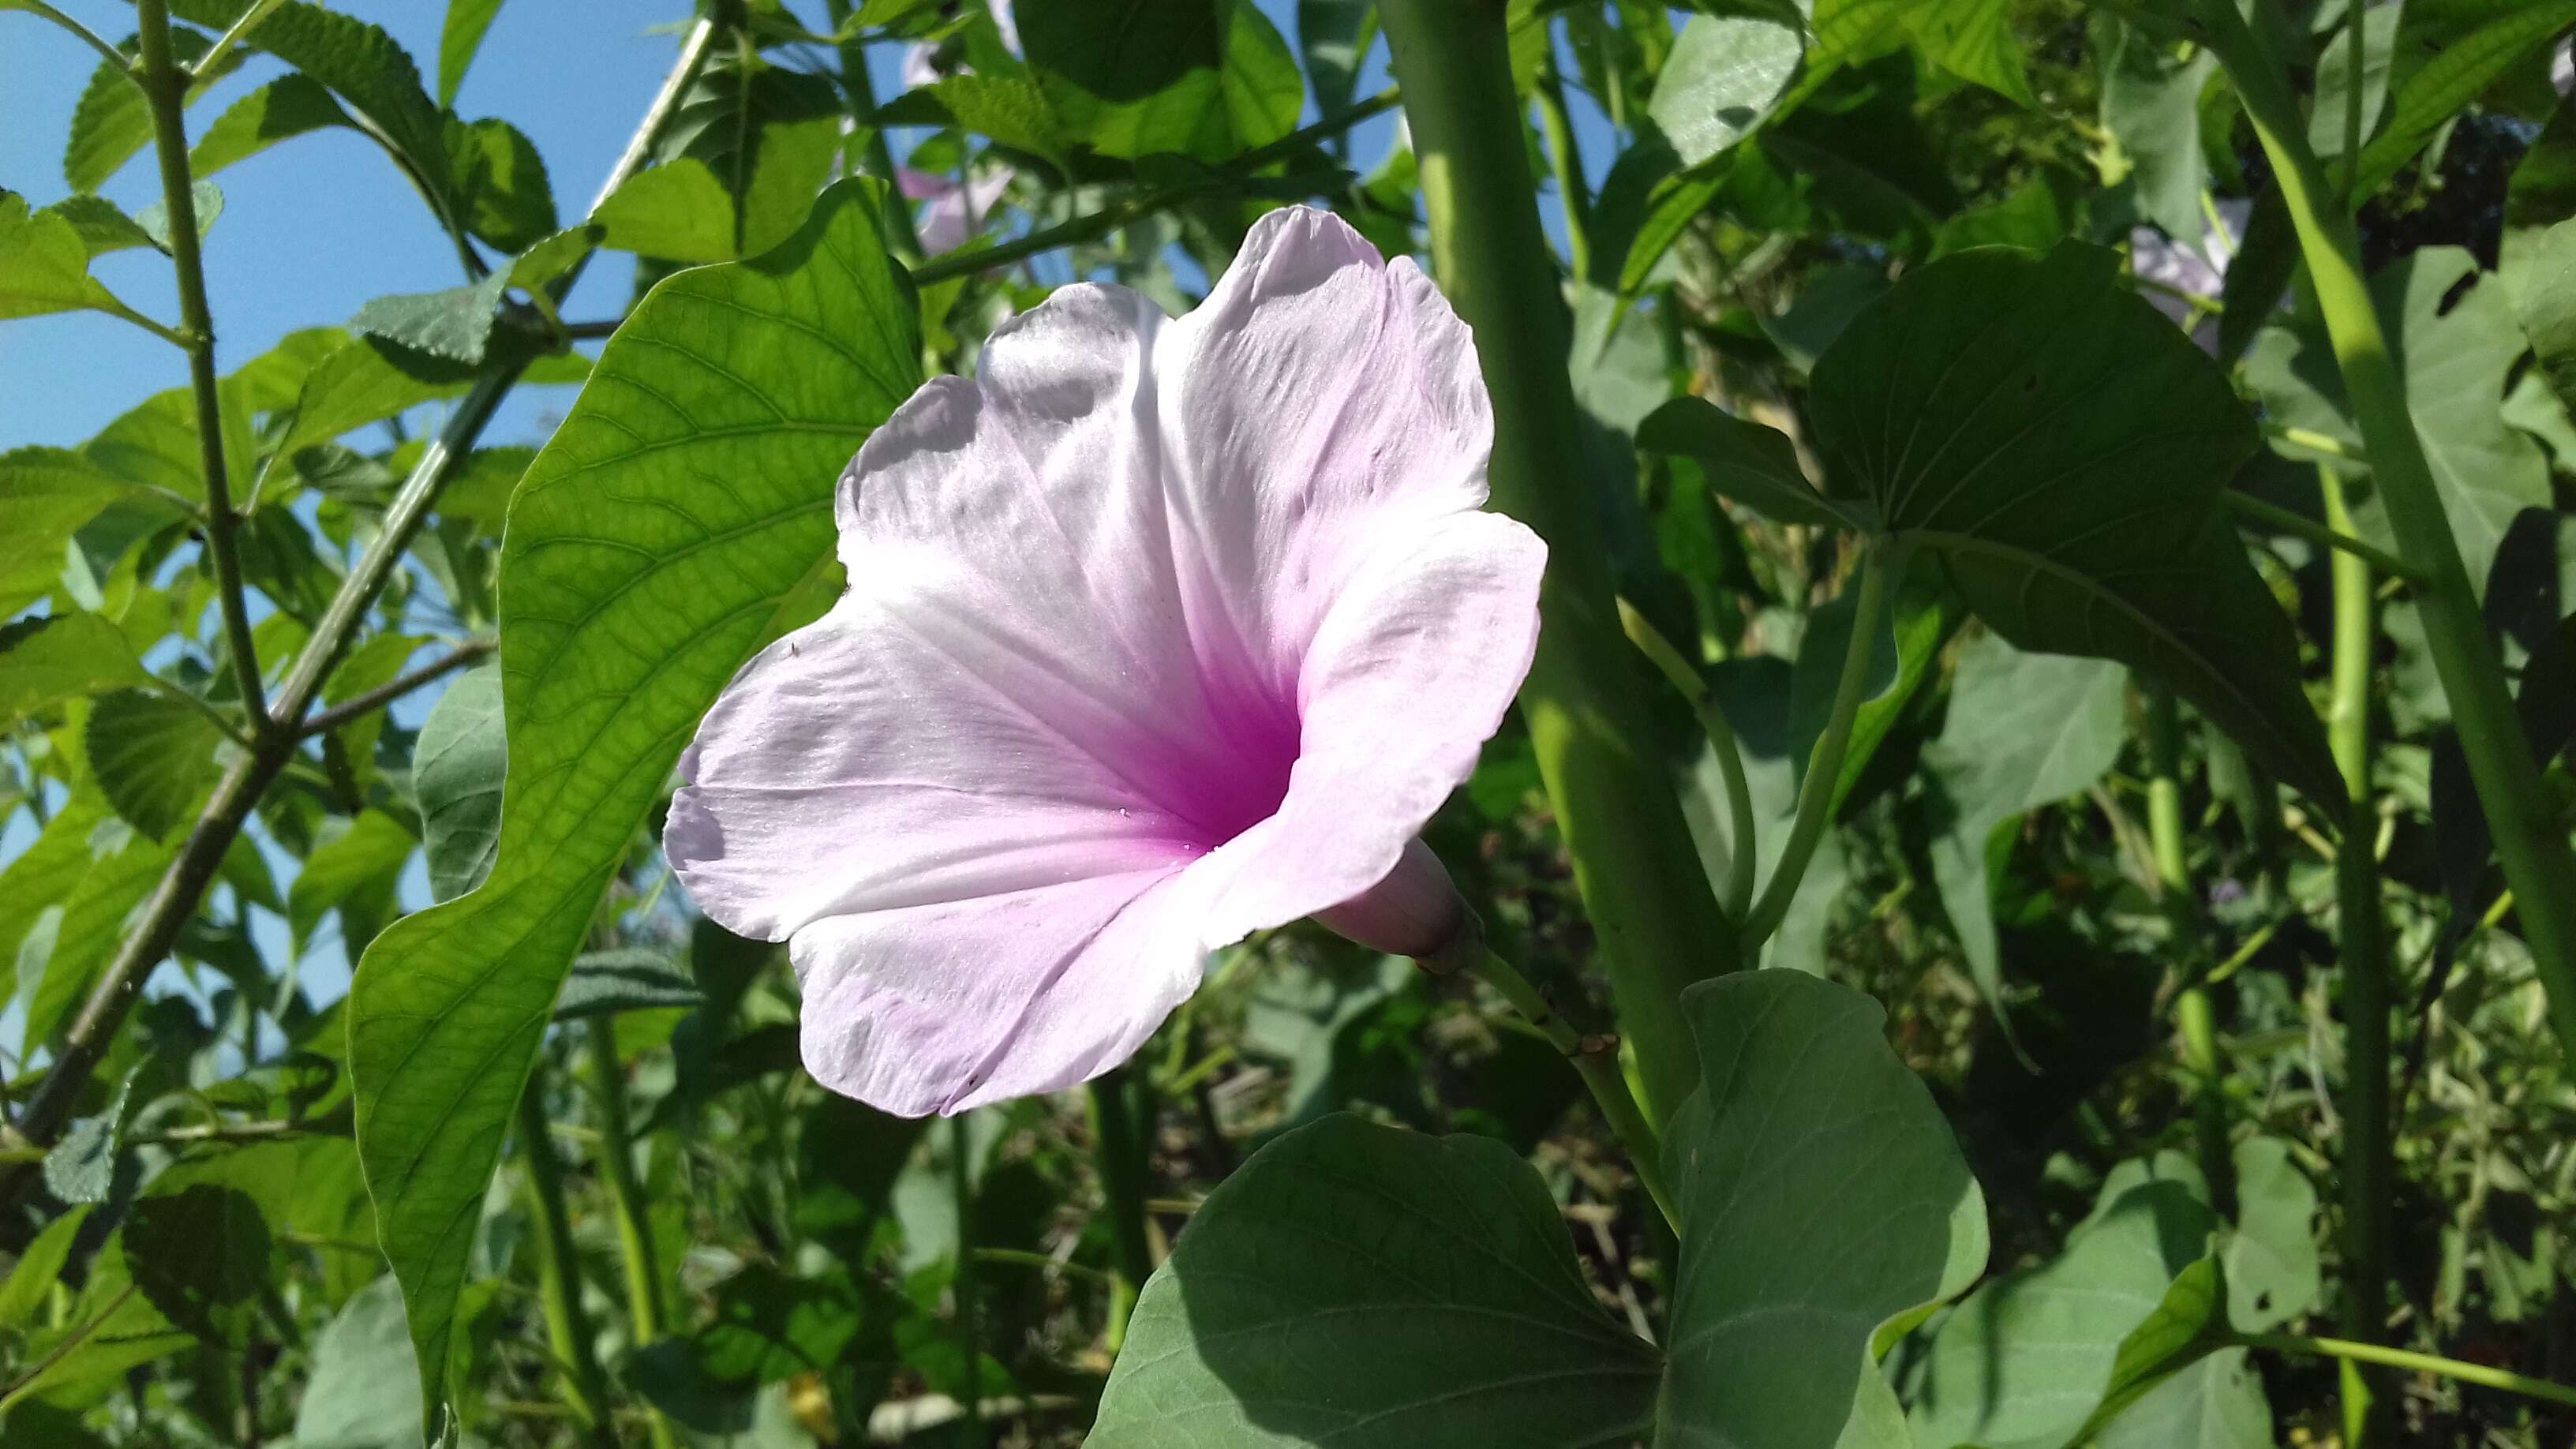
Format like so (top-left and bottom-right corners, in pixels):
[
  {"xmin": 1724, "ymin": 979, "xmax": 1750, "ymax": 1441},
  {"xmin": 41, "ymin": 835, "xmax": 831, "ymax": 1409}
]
[
  {"xmin": 1743, "ymin": 550, "xmax": 1888, "ymax": 951},
  {"xmin": 1465, "ymin": 948, "xmax": 1674, "ymax": 1226},
  {"xmin": 1383, "ymin": 0, "xmax": 1737, "ymax": 1125}
]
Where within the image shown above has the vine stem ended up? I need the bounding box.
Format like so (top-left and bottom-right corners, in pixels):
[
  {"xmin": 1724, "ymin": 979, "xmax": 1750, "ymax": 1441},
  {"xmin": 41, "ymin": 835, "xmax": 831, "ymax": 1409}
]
[
  {"xmin": 2221, "ymin": 490, "xmax": 2417, "ymax": 582},
  {"xmin": 2144, "ymin": 681, "xmax": 2233, "ymax": 1212},
  {"xmin": 586, "ymin": 1019, "xmax": 677, "ymax": 1449},
  {"xmin": 137, "ymin": 0, "xmax": 269, "ymax": 731},
  {"xmin": 1531, "ymin": 49, "xmax": 1592, "ymax": 279},
  {"xmin": 1743, "ymin": 550, "xmax": 1888, "ymax": 950},
  {"xmin": 1384, "ymin": 0, "xmax": 1737, "ymax": 1125},
  {"xmin": 516, "ymin": 1081, "xmax": 618, "ymax": 1449},
  {"xmin": 2322, "ymin": 462, "xmax": 2394, "ymax": 1446},
  {"xmin": 1465, "ymin": 949, "xmax": 1674, "ymax": 1227},
  {"xmin": 0, "ymin": 17, "xmax": 721, "ymax": 1204},
  {"xmin": 1086, "ymin": 1067, "xmax": 1156, "ymax": 1355},
  {"xmin": 13, "ymin": 1, "xmax": 125, "ymax": 69},
  {"xmin": 2242, "ymin": 1333, "xmax": 2576, "ymax": 1410},
  {"xmin": 2192, "ymin": 0, "xmax": 2576, "ymax": 1066},
  {"xmin": 1618, "ymin": 598, "xmax": 1755, "ymax": 919}
]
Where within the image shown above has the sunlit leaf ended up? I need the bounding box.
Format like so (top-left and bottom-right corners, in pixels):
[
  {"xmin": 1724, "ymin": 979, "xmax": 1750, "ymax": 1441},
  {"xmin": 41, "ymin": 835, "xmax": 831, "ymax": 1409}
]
[
  {"xmin": 1021, "ymin": 0, "xmax": 1302, "ymax": 163},
  {"xmin": 294, "ymin": 1276, "xmax": 426, "ymax": 1449},
  {"xmin": 414, "ymin": 661, "xmax": 504, "ymax": 902},
  {"xmin": 1649, "ymin": 12, "xmax": 1804, "ymax": 168},
  {"xmin": 0, "ymin": 612, "xmax": 154, "ymax": 729},
  {"xmin": 437, "ymin": 0, "xmax": 507, "ymax": 108},
  {"xmin": 191, "ymin": 73, "xmax": 352, "ymax": 178},
  {"xmin": 85, "ymin": 689, "xmax": 226, "ymax": 841},
  {"xmin": 0, "ymin": 190, "xmax": 149, "ymax": 327}
]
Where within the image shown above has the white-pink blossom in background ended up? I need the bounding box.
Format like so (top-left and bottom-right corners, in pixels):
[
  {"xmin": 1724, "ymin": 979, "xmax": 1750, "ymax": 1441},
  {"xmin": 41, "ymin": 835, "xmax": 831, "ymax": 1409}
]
[
  {"xmin": 2132, "ymin": 198, "xmax": 2250, "ymax": 353},
  {"xmin": 899, "ymin": 167, "xmax": 1013, "ymax": 254},
  {"xmin": 665, "ymin": 208, "xmax": 1547, "ymax": 1118}
]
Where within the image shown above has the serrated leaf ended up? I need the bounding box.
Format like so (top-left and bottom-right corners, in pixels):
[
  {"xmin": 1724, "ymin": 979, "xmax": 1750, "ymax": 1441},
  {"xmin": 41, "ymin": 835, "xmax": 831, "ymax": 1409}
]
[
  {"xmin": 351, "ymin": 271, "xmax": 511, "ymax": 364},
  {"xmin": 1660, "ymin": 969, "xmax": 1988, "ymax": 1447},
  {"xmin": 125, "ymin": 1184, "xmax": 272, "ymax": 1346},
  {"xmin": 189, "ymin": 73, "xmax": 352, "ymax": 178},
  {"xmin": 0, "ymin": 612, "xmax": 153, "ymax": 728},
  {"xmin": 349, "ymin": 181, "xmax": 921, "ymax": 1435},
  {"xmin": 0, "ymin": 190, "xmax": 144, "ymax": 324},
  {"xmin": 555, "ymin": 949, "xmax": 707, "ymax": 1019},
  {"xmin": 437, "ymin": 0, "xmax": 507, "ymax": 108},
  {"xmin": 135, "ymin": 180, "xmax": 223, "ymax": 251},
  {"xmin": 18, "ymin": 792, "xmax": 180, "ymax": 1046},
  {"xmin": 39, "ymin": 194, "xmax": 159, "ymax": 258},
  {"xmin": 1809, "ymin": 240, "xmax": 2338, "ymax": 803},
  {"xmin": 448, "ymin": 116, "xmax": 556, "ymax": 252},
  {"xmin": 877, "ymin": 75, "xmax": 1070, "ymax": 169},
  {"xmin": 1649, "ymin": 13, "xmax": 1804, "ymax": 167},
  {"xmin": 270, "ymin": 334, "xmax": 583, "ymax": 470},
  {"xmin": 1922, "ymin": 634, "xmax": 2129, "ymax": 1022},
  {"xmin": 62, "ymin": 23, "xmax": 239, "ymax": 193},
  {"xmin": 1092, "ymin": 1114, "xmax": 1659, "ymax": 1446},
  {"xmin": 1020, "ymin": 0, "xmax": 1302, "ymax": 163},
  {"xmin": 86, "ymin": 688, "xmax": 227, "ymax": 841},
  {"xmin": 42, "ymin": 1072, "xmax": 138, "ymax": 1205}
]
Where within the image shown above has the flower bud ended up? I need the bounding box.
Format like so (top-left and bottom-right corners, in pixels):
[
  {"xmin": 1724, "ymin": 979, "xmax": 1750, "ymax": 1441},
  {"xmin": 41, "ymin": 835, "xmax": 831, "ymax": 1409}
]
[{"xmin": 1314, "ymin": 837, "xmax": 1480, "ymax": 972}]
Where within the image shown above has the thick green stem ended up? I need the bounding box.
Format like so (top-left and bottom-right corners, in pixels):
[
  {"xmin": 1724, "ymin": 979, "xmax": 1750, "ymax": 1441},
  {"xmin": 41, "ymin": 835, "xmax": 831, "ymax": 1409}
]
[
  {"xmin": 2145, "ymin": 681, "xmax": 2230, "ymax": 1211},
  {"xmin": 2194, "ymin": 0, "xmax": 2576, "ymax": 1067},
  {"xmin": 516, "ymin": 1082, "xmax": 616, "ymax": 1449},
  {"xmin": 585, "ymin": 1021, "xmax": 676, "ymax": 1449},
  {"xmin": 137, "ymin": 0, "xmax": 268, "ymax": 730},
  {"xmin": 1743, "ymin": 552, "xmax": 1887, "ymax": 950},
  {"xmin": 2242, "ymin": 1334, "xmax": 2576, "ymax": 1410},
  {"xmin": 2321, "ymin": 463, "xmax": 2393, "ymax": 1445},
  {"xmin": 1618, "ymin": 598, "xmax": 1755, "ymax": 918},
  {"xmin": 1086, "ymin": 1068, "xmax": 1155, "ymax": 1356},
  {"xmin": 1467, "ymin": 949, "xmax": 1673, "ymax": 1227},
  {"xmin": 1383, "ymin": 0, "xmax": 1736, "ymax": 1125},
  {"xmin": 1532, "ymin": 53, "xmax": 1591, "ymax": 279}
]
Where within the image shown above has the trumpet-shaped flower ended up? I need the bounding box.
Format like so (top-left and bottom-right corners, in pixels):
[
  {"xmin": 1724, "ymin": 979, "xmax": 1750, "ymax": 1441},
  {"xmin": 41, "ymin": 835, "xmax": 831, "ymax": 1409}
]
[{"xmin": 666, "ymin": 207, "xmax": 1547, "ymax": 1117}]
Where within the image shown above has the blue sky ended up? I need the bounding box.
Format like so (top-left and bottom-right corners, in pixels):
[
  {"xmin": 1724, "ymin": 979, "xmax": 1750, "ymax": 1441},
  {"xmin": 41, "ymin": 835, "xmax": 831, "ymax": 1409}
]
[{"xmin": 0, "ymin": 1, "xmax": 1623, "ymax": 1046}]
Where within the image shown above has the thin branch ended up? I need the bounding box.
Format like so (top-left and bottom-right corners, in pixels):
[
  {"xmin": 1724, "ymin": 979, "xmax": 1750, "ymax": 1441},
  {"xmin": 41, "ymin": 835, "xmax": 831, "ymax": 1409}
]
[
  {"xmin": 2243, "ymin": 1332, "xmax": 2576, "ymax": 1409},
  {"xmin": 1618, "ymin": 597, "xmax": 1754, "ymax": 918},
  {"xmin": 1466, "ymin": 945, "xmax": 1674, "ymax": 1227},
  {"xmin": 138, "ymin": 0, "xmax": 270, "ymax": 730},
  {"xmin": 190, "ymin": 0, "xmax": 283, "ymax": 79},
  {"xmin": 9, "ymin": 0, "xmax": 130, "ymax": 73},
  {"xmin": 297, "ymin": 638, "xmax": 495, "ymax": 738},
  {"xmin": 2223, "ymin": 490, "xmax": 2423, "ymax": 583}
]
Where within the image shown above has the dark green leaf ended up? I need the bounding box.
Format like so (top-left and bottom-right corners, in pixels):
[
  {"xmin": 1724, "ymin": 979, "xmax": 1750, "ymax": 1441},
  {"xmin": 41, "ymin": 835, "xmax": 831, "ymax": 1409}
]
[
  {"xmin": 414, "ymin": 662, "xmax": 504, "ymax": 901},
  {"xmin": 2506, "ymin": 99, "xmax": 2576, "ymax": 417},
  {"xmin": 2308, "ymin": 2, "xmax": 2404, "ymax": 161},
  {"xmin": 877, "ymin": 75, "xmax": 1070, "ymax": 169},
  {"xmin": 1638, "ymin": 398, "xmax": 1867, "ymax": 530},
  {"xmin": 555, "ymin": 949, "xmax": 706, "ymax": 1019},
  {"xmin": 0, "ymin": 612, "xmax": 153, "ymax": 729},
  {"xmin": 1661, "ymin": 969, "xmax": 1989, "ymax": 1447},
  {"xmin": 1092, "ymin": 1115, "xmax": 1659, "ymax": 1447},
  {"xmin": 349, "ymin": 181, "xmax": 920, "ymax": 1432},
  {"xmin": 437, "ymin": 0, "xmax": 507, "ymax": 109},
  {"xmin": 0, "ymin": 1237, "xmax": 192, "ymax": 1413},
  {"xmin": 448, "ymin": 116, "xmax": 557, "ymax": 253},
  {"xmin": 86, "ymin": 688, "xmax": 227, "ymax": 841},
  {"xmin": 39, "ymin": 194, "xmax": 159, "ymax": 259},
  {"xmin": 1299, "ymin": 0, "xmax": 1380, "ymax": 125},
  {"xmin": 125, "ymin": 1185, "xmax": 272, "ymax": 1346},
  {"xmin": 1904, "ymin": 0, "xmax": 2035, "ymax": 107},
  {"xmin": 1649, "ymin": 13, "xmax": 1804, "ymax": 167},
  {"xmin": 189, "ymin": 74, "xmax": 353, "ymax": 178},
  {"xmin": 2099, "ymin": 17, "xmax": 2216, "ymax": 245},
  {"xmin": 1809, "ymin": 240, "xmax": 2338, "ymax": 803},
  {"xmin": 2350, "ymin": 0, "xmax": 2576, "ymax": 199},
  {"xmin": 1020, "ymin": 0, "xmax": 1303, "ymax": 163}
]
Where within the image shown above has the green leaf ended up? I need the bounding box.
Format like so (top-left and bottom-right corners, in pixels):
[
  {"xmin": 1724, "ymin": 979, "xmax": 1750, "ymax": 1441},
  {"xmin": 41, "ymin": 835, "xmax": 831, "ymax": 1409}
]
[
  {"xmin": 294, "ymin": 1276, "xmax": 426, "ymax": 1449},
  {"xmin": 0, "ymin": 612, "xmax": 153, "ymax": 729},
  {"xmin": 1660, "ymin": 969, "xmax": 1989, "ymax": 1447},
  {"xmin": 2092, "ymin": 1349, "xmax": 2272, "ymax": 1449},
  {"xmin": 1930, "ymin": 179, "xmax": 2061, "ymax": 260},
  {"xmin": 1021, "ymin": 0, "xmax": 1303, "ymax": 163},
  {"xmin": 1649, "ymin": 12, "xmax": 1805, "ymax": 168},
  {"xmin": 414, "ymin": 662, "xmax": 504, "ymax": 901},
  {"xmin": 86, "ymin": 688, "xmax": 227, "ymax": 841},
  {"xmin": 2100, "ymin": 20, "xmax": 2216, "ymax": 245},
  {"xmin": 437, "ymin": 0, "xmax": 507, "ymax": 109},
  {"xmin": 1908, "ymin": 1181, "xmax": 2218, "ymax": 1449},
  {"xmin": 0, "ymin": 787, "xmax": 175, "ymax": 1039},
  {"xmin": 0, "ymin": 1206, "xmax": 92, "ymax": 1331},
  {"xmin": 2244, "ymin": 246, "xmax": 2551, "ymax": 596},
  {"xmin": 594, "ymin": 159, "xmax": 741, "ymax": 264},
  {"xmin": 655, "ymin": 55, "xmax": 844, "ymax": 256},
  {"xmin": 349, "ymin": 180, "xmax": 921, "ymax": 1434},
  {"xmin": 2505, "ymin": 99, "xmax": 2576, "ymax": 417},
  {"xmin": 0, "ymin": 1237, "xmax": 191, "ymax": 1414},
  {"xmin": 191, "ymin": 73, "xmax": 353, "ymax": 178},
  {"xmin": 2308, "ymin": 2, "xmax": 2404, "ymax": 161},
  {"xmin": 1921, "ymin": 634, "xmax": 2128, "ymax": 1021},
  {"xmin": 1638, "ymin": 398, "xmax": 1868, "ymax": 530},
  {"xmin": 1299, "ymin": 0, "xmax": 1380, "ymax": 124},
  {"xmin": 134, "ymin": 180, "xmax": 222, "ymax": 251},
  {"xmin": 448, "ymin": 117, "xmax": 557, "ymax": 253},
  {"xmin": 2350, "ymin": 0, "xmax": 2576, "ymax": 200},
  {"xmin": 39, "ymin": 194, "xmax": 160, "ymax": 259},
  {"xmin": 125, "ymin": 1185, "xmax": 272, "ymax": 1346},
  {"xmin": 1904, "ymin": 0, "xmax": 2035, "ymax": 107},
  {"xmin": 42, "ymin": 1073, "xmax": 137, "ymax": 1205},
  {"xmin": 876, "ymin": 75, "xmax": 1070, "ymax": 170},
  {"xmin": 2223, "ymin": 1136, "xmax": 2320, "ymax": 1332},
  {"xmin": 350, "ymin": 271, "xmax": 511, "ymax": 365},
  {"xmin": 287, "ymin": 810, "xmax": 415, "ymax": 957},
  {"xmin": 555, "ymin": 948, "xmax": 706, "ymax": 1019},
  {"xmin": 271, "ymin": 334, "xmax": 582, "ymax": 467},
  {"xmin": 0, "ymin": 190, "xmax": 147, "ymax": 326},
  {"xmin": 62, "ymin": 23, "xmax": 239, "ymax": 193},
  {"xmin": 1091, "ymin": 1115, "xmax": 1660, "ymax": 1446},
  {"xmin": 1808, "ymin": 240, "xmax": 2338, "ymax": 803}
]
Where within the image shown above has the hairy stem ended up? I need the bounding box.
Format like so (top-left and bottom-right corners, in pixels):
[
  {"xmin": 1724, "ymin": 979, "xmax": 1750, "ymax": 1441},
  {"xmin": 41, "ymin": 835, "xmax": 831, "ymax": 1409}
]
[
  {"xmin": 1385, "ymin": 0, "xmax": 1738, "ymax": 1124},
  {"xmin": 1468, "ymin": 949, "xmax": 1674, "ymax": 1226},
  {"xmin": 2193, "ymin": 0, "xmax": 2576, "ymax": 1065},
  {"xmin": 138, "ymin": 0, "xmax": 268, "ymax": 729},
  {"xmin": 0, "ymin": 19, "xmax": 720, "ymax": 1204},
  {"xmin": 1087, "ymin": 1067, "xmax": 1156, "ymax": 1356},
  {"xmin": 1743, "ymin": 551, "xmax": 1887, "ymax": 949},
  {"xmin": 1618, "ymin": 598, "xmax": 1755, "ymax": 919},
  {"xmin": 2322, "ymin": 462, "xmax": 2393, "ymax": 1445}
]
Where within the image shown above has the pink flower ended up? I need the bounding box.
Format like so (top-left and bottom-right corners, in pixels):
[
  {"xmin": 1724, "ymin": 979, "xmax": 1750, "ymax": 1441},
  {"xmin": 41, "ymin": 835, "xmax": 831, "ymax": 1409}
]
[
  {"xmin": 897, "ymin": 166, "xmax": 1013, "ymax": 254},
  {"xmin": 665, "ymin": 208, "xmax": 1547, "ymax": 1117}
]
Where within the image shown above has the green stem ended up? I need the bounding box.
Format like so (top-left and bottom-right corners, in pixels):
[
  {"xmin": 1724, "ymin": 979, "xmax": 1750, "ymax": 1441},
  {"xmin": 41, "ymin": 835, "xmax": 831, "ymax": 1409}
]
[
  {"xmin": 2144, "ymin": 682, "xmax": 2232, "ymax": 1211},
  {"xmin": 1532, "ymin": 53, "xmax": 1591, "ymax": 279},
  {"xmin": 1617, "ymin": 598, "xmax": 1754, "ymax": 919},
  {"xmin": 138, "ymin": 0, "xmax": 268, "ymax": 732},
  {"xmin": 585, "ymin": 1020, "xmax": 676, "ymax": 1449},
  {"xmin": 516, "ymin": 1081, "xmax": 617, "ymax": 1449},
  {"xmin": 1384, "ymin": 0, "xmax": 1737, "ymax": 1124},
  {"xmin": 950, "ymin": 1114, "xmax": 983, "ymax": 1445},
  {"xmin": 1743, "ymin": 551, "xmax": 1887, "ymax": 950},
  {"xmin": 1468, "ymin": 949, "xmax": 1674, "ymax": 1227},
  {"xmin": 192, "ymin": 0, "xmax": 284, "ymax": 80},
  {"xmin": 823, "ymin": 0, "xmax": 923, "ymax": 258},
  {"xmin": 2222, "ymin": 490, "xmax": 2416, "ymax": 582},
  {"xmin": 2321, "ymin": 462, "xmax": 2393, "ymax": 1446},
  {"xmin": 2194, "ymin": 0, "xmax": 2576, "ymax": 1066},
  {"xmin": 1086, "ymin": 1068, "xmax": 1155, "ymax": 1357},
  {"xmin": 11, "ymin": 0, "xmax": 129, "ymax": 71},
  {"xmin": 2242, "ymin": 1333, "xmax": 2576, "ymax": 1409}
]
